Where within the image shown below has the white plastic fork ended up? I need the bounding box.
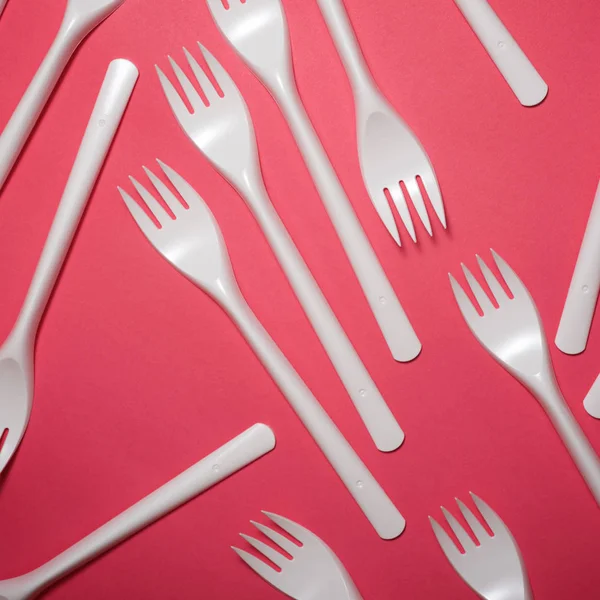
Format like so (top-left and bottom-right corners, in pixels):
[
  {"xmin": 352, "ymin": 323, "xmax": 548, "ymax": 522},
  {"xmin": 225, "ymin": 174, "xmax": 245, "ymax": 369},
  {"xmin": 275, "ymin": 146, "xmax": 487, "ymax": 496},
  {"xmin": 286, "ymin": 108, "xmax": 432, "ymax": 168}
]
[
  {"xmin": 234, "ymin": 512, "xmax": 362, "ymax": 600},
  {"xmin": 449, "ymin": 250, "xmax": 600, "ymax": 505},
  {"xmin": 430, "ymin": 492, "xmax": 532, "ymax": 600},
  {"xmin": 0, "ymin": 1, "xmax": 7, "ymax": 18},
  {"xmin": 207, "ymin": 0, "xmax": 421, "ymax": 362},
  {"xmin": 0, "ymin": 0, "xmax": 126, "ymax": 192},
  {"xmin": 0, "ymin": 424, "xmax": 275, "ymax": 600},
  {"xmin": 119, "ymin": 161, "xmax": 405, "ymax": 539},
  {"xmin": 315, "ymin": 0, "xmax": 445, "ymax": 245},
  {"xmin": 156, "ymin": 44, "xmax": 403, "ymax": 452}
]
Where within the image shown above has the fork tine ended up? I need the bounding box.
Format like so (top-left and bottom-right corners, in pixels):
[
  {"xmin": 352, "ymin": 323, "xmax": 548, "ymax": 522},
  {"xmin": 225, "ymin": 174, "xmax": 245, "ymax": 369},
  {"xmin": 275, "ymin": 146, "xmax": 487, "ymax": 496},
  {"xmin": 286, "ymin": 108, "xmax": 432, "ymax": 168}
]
[
  {"xmin": 441, "ymin": 506, "xmax": 476, "ymax": 552},
  {"xmin": 476, "ymin": 254, "xmax": 510, "ymax": 305},
  {"xmin": 156, "ymin": 65, "xmax": 192, "ymax": 119},
  {"xmin": 156, "ymin": 159, "xmax": 204, "ymax": 211},
  {"xmin": 456, "ymin": 498, "xmax": 488, "ymax": 544},
  {"xmin": 143, "ymin": 166, "xmax": 187, "ymax": 218},
  {"xmin": 240, "ymin": 534, "xmax": 288, "ymax": 568},
  {"xmin": 388, "ymin": 185, "xmax": 417, "ymax": 242},
  {"xmin": 232, "ymin": 546, "xmax": 280, "ymax": 586},
  {"xmin": 119, "ymin": 186, "xmax": 159, "ymax": 234},
  {"xmin": 197, "ymin": 43, "xmax": 237, "ymax": 98},
  {"xmin": 251, "ymin": 520, "xmax": 299, "ymax": 556},
  {"xmin": 374, "ymin": 191, "xmax": 401, "ymax": 246},
  {"xmin": 263, "ymin": 511, "xmax": 307, "ymax": 544},
  {"xmin": 167, "ymin": 56, "xmax": 205, "ymax": 111},
  {"xmin": 490, "ymin": 250, "xmax": 526, "ymax": 300},
  {"xmin": 449, "ymin": 274, "xmax": 480, "ymax": 324},
  {"xmin": 470, "ymin": 492, "xmax": 504, "ymax": 536},
  {"xmin": 420, "ymin": 170, "xmax": 447, "ymax": 229},
  {"xmin": 461, "ymin": 263, "xmax": 495, "ymax": 313},
  {"xmin": 404, "ymin": 178, "xmax": 432, "ymax": 236},
  {"xmin": 183, "ymin": 46, "xmax": 220, "ymax": 104},
  {"xmin": 429, "ymin": 516, "xmax": 461, "ymax": 559},
  {"xmin": 129, "ymin": 176, "xmax": 172, "ymax": 224}
]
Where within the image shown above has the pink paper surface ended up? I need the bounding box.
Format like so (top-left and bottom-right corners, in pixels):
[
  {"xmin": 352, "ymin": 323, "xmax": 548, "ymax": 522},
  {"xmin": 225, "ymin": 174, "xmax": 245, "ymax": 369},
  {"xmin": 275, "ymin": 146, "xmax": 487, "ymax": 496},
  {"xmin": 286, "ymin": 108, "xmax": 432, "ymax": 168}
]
[{"xmin": 0, "ymin": 0, "xmax": 599, "ymax": 598}]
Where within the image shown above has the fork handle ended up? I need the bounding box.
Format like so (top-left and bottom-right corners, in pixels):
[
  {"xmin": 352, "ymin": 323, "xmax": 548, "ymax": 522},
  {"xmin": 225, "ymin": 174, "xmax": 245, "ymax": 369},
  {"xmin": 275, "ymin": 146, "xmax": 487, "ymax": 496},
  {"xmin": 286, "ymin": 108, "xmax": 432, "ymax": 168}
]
[
  {"xmin": 537, "ymin": 379, "xmax": 600, "ymax": 505},
  {"xmin": 315, "ymin": 0, "xmax": 376, "ymax": 98},
  {"xmin": 243, "ymin": 173, "xmax": 404, "ymax": 451},
  {"xmin": 271, "ymin": 75, "xmax": 421, "ymax": 362},
  {"xmin": 224, "ymin": 290, "xmax": 406, "ymax": 539},
  {"xmin": 11, "ymin": 60, "xmax": 137, "ymax": 343},
  {"xmin": 453, "ymin": 0, "xmax": 547, "ymax": 106},
  {"xmin": 555, "ymin": 180, "xmax": 600, "ymax": 355},
  {"xmin": 24, "ymin": 425, "xmax": 275, "ymax": 597}
]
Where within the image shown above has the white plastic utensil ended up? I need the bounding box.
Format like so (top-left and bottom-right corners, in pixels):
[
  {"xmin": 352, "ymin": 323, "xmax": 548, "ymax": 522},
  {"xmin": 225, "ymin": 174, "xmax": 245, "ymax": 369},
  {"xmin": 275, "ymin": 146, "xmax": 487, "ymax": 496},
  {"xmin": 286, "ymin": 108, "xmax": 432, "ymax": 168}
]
[
  {"xmin": 0, "ymin": 0, "xmax": 7, "ymax": 18},
  {"xmin": 207, "ymin": 0, "xmax": 421, "ymax": 362},
  {"xmin": 234, "ymin": 511, "xmax": 363, "ymax": 600},
  {"xmin": 0, "ymin": 59, "xmax": 137, "ymax": 476},
  {"xmin": 450, "ymin": 250, "xmax": 600, "ymax": 505},
  {"xmin": 0, "ymin": 423, "xmax": 275, "ymax": 600},
  {"xmin": 315, "ymin": 0, "xmax": 445, "ymax": 245},
  {"xmin": 156, "ymin": 44, "xmax": 403, "ymax": 452},
  {"xmin": 119, "ymin": 161, "xmax": 406, "ymax": 539},
  {"xmin": 556, "ymin": 180, "xmax": 600, "ymax": 356},
  {"xmin": 453, "ymin": 0, "xmax": 548, "ymax": 106},
  {"xmin": 430, "ymin": 492, "xmax": 532, "ymax": 600},
  {"xmin": 0, "ymin": 0, "xmax": 126, "ymax": 191}
]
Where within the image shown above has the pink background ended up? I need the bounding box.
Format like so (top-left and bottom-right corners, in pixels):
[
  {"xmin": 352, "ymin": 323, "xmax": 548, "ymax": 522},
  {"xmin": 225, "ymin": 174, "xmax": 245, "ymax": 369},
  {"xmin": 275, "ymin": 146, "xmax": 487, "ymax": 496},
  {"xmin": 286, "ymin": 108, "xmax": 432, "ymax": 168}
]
[{"xmin": 1, "ymin": 0, "xmax": 600, "ymax": 598}]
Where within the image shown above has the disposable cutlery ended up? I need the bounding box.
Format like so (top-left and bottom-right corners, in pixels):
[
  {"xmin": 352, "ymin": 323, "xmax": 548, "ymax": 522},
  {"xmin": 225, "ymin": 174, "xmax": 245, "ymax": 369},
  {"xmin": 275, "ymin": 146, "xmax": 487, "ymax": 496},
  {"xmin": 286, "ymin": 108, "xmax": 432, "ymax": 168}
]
[
  {"xmin": 156, "ymin": 44, "xmax": 403, "ymax": 452},
  {"xmin": 315, "ymin": 0, "xmax": 445, "ymax": 245},
  {"xmin": 430, "ymin": 492, "xmax": 532, "ymax": 600},
  {"xmin": 556, "ymin": 180, "xmax": 600, "ymax": 357},
  {"xmin": 453, "ymin": 0, "xmax": 547, "ymax": 106},
  {"xmin": 119, "ymin": 161, "xmax": 405, "ymax": 539},
  {"xmin": 0, "ymin": 424, "xmax": 275, "ymax": 599},
  {"xmin": 0, "ymin": 59, "xmax": 137, "ymax": 476},
  {"xmin": 0, "ymin": 0, "xmax": 126, "ymax": 191},
  {"xmin": 207, "ymin": 0, "xmax": 421, "ymax": 362},
  {"xmin": 0, "ymin": 0, "xmax": 7, "ymax": 18},
  {"xmin": 234, "ymin": 511, "xmax": 362, "ymax": 599},
  {"xmin": 449, "ymin": 250, "xmax": 600, "ymax": 504}
]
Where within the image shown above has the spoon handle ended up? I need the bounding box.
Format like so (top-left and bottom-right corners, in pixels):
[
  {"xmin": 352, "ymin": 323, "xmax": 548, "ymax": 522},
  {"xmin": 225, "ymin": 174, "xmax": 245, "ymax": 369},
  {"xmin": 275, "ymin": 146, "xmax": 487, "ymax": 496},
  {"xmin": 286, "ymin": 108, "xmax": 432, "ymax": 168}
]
[
  {"xmin": 224, "ymin": 289, "xmax": 405, "ymax": 539},
  {"xmin": 12, "ymin": 59, "xmax": 137, "ymax": 342},
  {"xmin": 24, "ymin": 424, "xmax": 275, "ymax": 597}
]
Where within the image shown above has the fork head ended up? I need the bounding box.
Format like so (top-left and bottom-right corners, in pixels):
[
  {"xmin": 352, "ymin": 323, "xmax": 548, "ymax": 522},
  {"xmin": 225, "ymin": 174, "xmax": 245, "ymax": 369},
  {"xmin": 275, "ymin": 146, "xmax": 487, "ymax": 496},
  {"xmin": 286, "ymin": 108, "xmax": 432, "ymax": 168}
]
[
  {"xmin": 360, "ymin": 104, "xmax": 445, "ymax": 246},
  {"xmin": 430, "ymin": 493, "xmax": 530, "ymax": 600},
  {"xmin": 156, "ymin": 43, "xmax": 257, "ymax": 187},
  {"xmin": 118, "ymin": 160, "xmax": 236, "ymax": 301},
  {"xmin": 449, "ymin": 250, "xmax": 550, "ymax": 385},
  {"xmin": 206, "ymin": 0, "xmax": 291, "ymax": 83},
  {"xmin": 233, "ymin": 511, "xmax": 361, "ymax": 600}
]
